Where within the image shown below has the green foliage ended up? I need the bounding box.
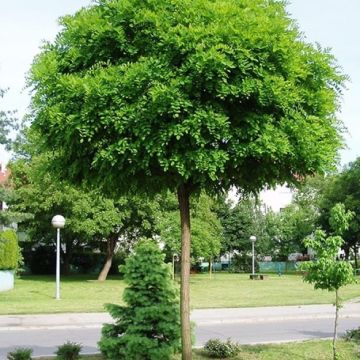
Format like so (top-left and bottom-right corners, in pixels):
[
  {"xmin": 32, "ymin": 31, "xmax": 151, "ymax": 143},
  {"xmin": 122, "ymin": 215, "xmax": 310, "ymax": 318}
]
[
  {"xmin": 301, "ymin": 205, "xmax": 356, "ymax": 360},
  {"xmin": 158, "ymin": 192, "xmax": 222, "ymax": 261},
  {"xmin": 55, "ymin": 341, "xmax": 82, "ymax": 360},
  {"xmin": 6, "ymin": 347, "xmax": 32, "ymax": 360},
  {"xmin": 344, "ymin": 327, "xmax": 360, "ymax": 343},
  {"xmin": 0, "ymin": 87, "xmax": 17, "ymax": 147},
  {"xmin": 329, "ymin": 203, "xmax": 354, "ymax": 236},
  {"xmin": 204, "ymin": 338, "xmax": 240, "ymax": 358},
  {"xmin": 216, "ymin": 197, "xmax": 261, "ymax": 254},
  {"xmin": 27, "ymin": 1, "xmax": 348, "ymax": 357},
  {"xmin": 29, "ymin": 0, "xmax": 345, "ymax": 196},
  {"xmin": 0, "ymin": 186, "xmax": 33, "ymax": 228},
  {"xmin": 8, "ymin": 155, "xmax": 163, "ymax": 276},
  {"xmin": 9, "ymin": 156, "xmax": 123, "ymax": 244},
  {"xmin": 317, "ymin": 159, "xmax": 360, "ymax": 265},
  {"xmin": 229, "ymin": 252, "xmax": 258, "ymax": 273},
  {"xmin": 302, "ymin": 229, "xmax": 355, "ymax": 292},
  {"xmin": 99, "ymin": 240, "xmax": 180, "ymax": 360},
  {"xmin": 0, "ymin": 229, "xmax": 21, "ymax": 270}
]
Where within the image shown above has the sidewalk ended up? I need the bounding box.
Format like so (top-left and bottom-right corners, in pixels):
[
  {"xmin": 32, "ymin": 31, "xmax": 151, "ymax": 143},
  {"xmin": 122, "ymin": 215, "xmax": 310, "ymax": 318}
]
[{"xmin": 1, "ymin": 303, "xmax": 359, "ymax": 331}]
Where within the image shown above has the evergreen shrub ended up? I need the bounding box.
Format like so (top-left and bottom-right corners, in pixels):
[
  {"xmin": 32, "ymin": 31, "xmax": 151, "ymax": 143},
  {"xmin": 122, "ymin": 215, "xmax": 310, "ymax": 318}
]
[{"xmin": 99, "ymin": 240, "xmax": 180, "ymax": 360}]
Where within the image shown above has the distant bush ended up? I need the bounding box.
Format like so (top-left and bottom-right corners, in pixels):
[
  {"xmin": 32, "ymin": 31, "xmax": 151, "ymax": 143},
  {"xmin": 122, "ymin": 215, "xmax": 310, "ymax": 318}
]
[
  {"xmin": 204, "ymin": 338, "xmax": 241, "ymax": 358},
  {"xmin": 229, "ymin": 253, "xmax": 258, "ymax": 273},
  {"xmin": 6, "ymin": 347, "xmax": 33, "ymax": 360},
  {"xmin": 344, "ymin": 327, "xmax": 360, "ymax": 343},
  {"xmin": 55, "ymin": 341, "xmax": 82, "ymax": 360},
  {"xmin": 0, "ymin": 230, "xmax": 21, "ymax": 270}
]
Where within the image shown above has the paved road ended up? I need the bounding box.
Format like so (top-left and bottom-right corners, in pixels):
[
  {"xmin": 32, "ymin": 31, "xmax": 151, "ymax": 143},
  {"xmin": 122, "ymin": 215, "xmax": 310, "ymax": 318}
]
[{"xmin": 0, "ymin": 303, "xmax": 359, "ymax": 359}]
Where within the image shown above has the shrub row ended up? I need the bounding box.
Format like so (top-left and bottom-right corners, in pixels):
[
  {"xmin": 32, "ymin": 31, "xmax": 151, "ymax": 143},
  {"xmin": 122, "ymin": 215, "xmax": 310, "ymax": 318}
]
[{"xmin": 7, "ymin": 341, "xmax": 81, "ymax": 360}]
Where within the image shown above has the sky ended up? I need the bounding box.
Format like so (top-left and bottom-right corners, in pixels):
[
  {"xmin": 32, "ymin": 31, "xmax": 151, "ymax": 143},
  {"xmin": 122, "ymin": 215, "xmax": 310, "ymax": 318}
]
[{"xmin": 0, "ymin": 0, "xmax": 359, "ymax": 166}]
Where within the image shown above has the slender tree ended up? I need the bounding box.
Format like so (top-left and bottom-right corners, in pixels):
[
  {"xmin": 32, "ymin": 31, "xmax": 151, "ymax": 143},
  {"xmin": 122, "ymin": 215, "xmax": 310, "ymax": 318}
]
[
  {"xmin": 28, "ymin": 1, "xmax": 346, "ymax": 357},
  {"xmin": 302, "ymin": 204, "xmax": 355, "ymax": 360}
]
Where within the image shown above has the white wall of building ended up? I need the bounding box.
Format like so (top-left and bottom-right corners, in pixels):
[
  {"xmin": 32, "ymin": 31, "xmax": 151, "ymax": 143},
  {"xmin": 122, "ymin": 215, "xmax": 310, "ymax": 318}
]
[{"xmin": 260, "ymin": 185, "xmax": 293, "ymax": 213}]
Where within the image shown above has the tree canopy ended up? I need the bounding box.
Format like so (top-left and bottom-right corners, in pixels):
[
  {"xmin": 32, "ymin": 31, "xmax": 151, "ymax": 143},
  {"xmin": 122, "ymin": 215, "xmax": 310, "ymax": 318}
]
[
  {"xmin": 0, "ymin": 87, "xmax": 16, "ymax": 147},
  {"xmin": 29, "ymin": 0, "xmax": 345, "ymax": 195},
  {"xmin": 317, "ymin": 158, "xmax": 360, "ymax": 266}
]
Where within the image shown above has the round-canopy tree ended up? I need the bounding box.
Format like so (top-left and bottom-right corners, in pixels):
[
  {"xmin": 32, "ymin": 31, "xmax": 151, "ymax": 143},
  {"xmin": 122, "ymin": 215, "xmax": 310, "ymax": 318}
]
[{"xmin": 29, "ymin": 1, "xmax": 346, "ymax": 358}]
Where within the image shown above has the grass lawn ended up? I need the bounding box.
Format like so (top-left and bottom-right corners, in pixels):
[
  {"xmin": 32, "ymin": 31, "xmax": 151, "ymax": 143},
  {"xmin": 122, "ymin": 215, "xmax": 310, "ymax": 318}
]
[
  {"xmin": 0, "ymin": 273, "xmax": 359, "ymax": 315},
  {"xmin": 36, "ymin": 340, "xmax": 360, "ymax": 360}
]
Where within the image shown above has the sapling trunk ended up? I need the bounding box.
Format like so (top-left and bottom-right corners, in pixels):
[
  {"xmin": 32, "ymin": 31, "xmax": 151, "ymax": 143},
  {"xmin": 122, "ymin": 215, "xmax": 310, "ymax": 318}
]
[
  {"xmin": 353, "ymin": 246, "xmax": 358, "ymax": 270},
  {"xmin": 209, "ymin": 258, "xmax": 212, "ymax": 279},
  {"xmin": 333, "ymin": 289, "xmax": 339, "ymax": 360},
  {"xmin": 177, "ymin": 184, "xmax": 192, "ymax": 360}
]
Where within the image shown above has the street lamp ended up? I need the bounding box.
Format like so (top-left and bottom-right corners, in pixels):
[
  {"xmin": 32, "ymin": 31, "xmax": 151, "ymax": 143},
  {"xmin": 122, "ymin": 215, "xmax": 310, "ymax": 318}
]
[
  {"xmin": 250, "ymin": 235, "xmax": 257, "ymax": 277},
  {"xmin": 51, "ymin": 215, "xmax": 65, "ymax": 300}
]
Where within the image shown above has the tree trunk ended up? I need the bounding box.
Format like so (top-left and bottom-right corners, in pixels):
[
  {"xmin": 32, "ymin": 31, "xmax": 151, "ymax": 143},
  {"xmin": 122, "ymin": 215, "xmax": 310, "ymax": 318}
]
[
  {"xmin": 353, "ymin": 245, "xmax": 358, "ymax": 270},
  {"xmin": 62, "ymin": 240, "xmax": 73, "ymax": 276},
  {"xmin": 98, "ymin": 233, "xmax": 118, "ymax": 281},
  {"xmin": 177, "ymin": 184, "xmax": 192, "ymax": 360},
  {"xmin": 333, "ymin": 289, "xmax": 339, "ymax": 360},
  {"xmin": 209, "ymin": 258, "xmax": 212, "ymax": 279}
]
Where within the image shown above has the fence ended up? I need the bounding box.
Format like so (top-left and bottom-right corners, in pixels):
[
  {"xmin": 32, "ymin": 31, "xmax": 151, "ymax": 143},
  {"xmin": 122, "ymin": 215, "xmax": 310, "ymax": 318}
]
[{"xmin": 258, "ymin": 261, "xmax": 306, "ymax": 274}]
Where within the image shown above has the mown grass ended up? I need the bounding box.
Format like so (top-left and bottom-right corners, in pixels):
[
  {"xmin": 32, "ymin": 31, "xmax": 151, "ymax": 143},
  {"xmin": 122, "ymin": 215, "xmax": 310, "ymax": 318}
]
[
  {"xmin": 0, "ymin": 272, "xmax": 359, "ymax": 315},
  {"xmin": 37, "ymin": 340, "xmax": 360, "ymax": 360}
]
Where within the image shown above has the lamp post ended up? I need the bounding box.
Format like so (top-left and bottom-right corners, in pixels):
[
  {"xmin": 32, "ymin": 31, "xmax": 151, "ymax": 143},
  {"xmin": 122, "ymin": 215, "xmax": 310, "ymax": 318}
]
[
  {"xmin": 51, "ymin": 215, "xmax": 65, "ymax": 300},
  {"xmin": 250, "ymin": 235, "xmax": 257, "ymax": 277}
]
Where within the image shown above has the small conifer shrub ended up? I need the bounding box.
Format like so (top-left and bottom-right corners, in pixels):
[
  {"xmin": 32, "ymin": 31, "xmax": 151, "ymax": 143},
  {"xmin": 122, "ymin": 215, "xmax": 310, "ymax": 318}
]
[{"xmin": 99, "ymin": 240, "xmax": 180, "ymax": 360}]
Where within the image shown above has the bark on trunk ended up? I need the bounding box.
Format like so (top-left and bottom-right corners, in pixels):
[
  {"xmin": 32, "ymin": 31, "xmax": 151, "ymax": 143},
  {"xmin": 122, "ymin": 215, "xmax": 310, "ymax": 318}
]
[
  {"xmin": 333, "ymin": 289, "xmax": 339, "ymax": 360},
  {"xmin": 353, "ymin": 245, "xmax": 358, "ymax": 270},
  {"xmin": 98, "ymin": 234, "xmax": 118, "ymax": 282},
  {"xmin": 177, "ymin": 184, "xmax": 192, "ymax": 360},
  {"xmin": 62, "ymin": 240, "xmax": 73, "ymax": 276}
]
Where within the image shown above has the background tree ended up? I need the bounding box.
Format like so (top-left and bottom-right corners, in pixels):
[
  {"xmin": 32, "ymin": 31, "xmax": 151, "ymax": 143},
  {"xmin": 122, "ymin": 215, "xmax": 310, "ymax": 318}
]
[
  {"xmin": 8, "ymin": 156, "xmax": 124, "ymax": 276},
  {"xmin": 259, "ymin": 177, "xmax": 325, "ymax": 260},
  {"xmin": 9, "ymin": 155, "xmax": 164, "ymax": 279},
  {"xmin": 0, "ymin": 87, "xmax": 24, "ymax": 229},
  {"xmin": 99, "ymin": 240, "xmax": 180, "ymax": 360},
  {"xmin": 318, "ymin": 158, "xmax": 360, "ymax": 267},
  {"xmin": 158, "ymin": 192, "xmax": 222, "ymax": 276},
  {"xmin": 28, "ymin": 1, "xmax": 346, "ymax": 357},
  {"xmin": 302, "ymin": 203, "xmax": 355, "ymax": 360},
  {"xmin": 0, "ymin": 87, "xmax": 16, "ymax": 147}
]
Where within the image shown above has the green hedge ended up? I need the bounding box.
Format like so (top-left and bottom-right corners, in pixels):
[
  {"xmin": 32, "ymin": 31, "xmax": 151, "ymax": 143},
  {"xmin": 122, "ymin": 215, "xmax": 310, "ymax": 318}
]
[{"xmin": 0, "ymin": 229, "xmax": 20, "ymax": 270}]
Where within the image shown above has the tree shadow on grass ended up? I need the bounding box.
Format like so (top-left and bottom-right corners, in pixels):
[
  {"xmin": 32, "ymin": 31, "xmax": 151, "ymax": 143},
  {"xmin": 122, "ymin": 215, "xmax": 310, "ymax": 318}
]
[{"xmin": 19, "ymin": 274, "xmax": 123, "ymax": 283}]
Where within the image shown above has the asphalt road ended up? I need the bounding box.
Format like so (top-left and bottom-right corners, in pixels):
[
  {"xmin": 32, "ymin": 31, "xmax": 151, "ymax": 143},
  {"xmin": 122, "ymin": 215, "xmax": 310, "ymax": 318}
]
[{"xmin": 0, "ymin": 304, "xmax": 359, "ymax": 359}]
